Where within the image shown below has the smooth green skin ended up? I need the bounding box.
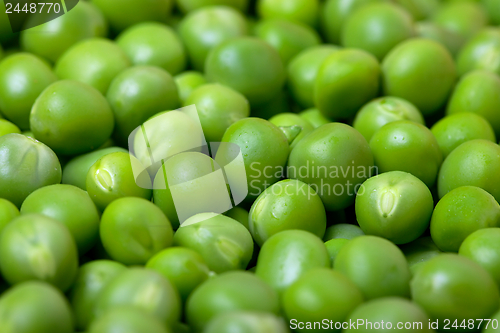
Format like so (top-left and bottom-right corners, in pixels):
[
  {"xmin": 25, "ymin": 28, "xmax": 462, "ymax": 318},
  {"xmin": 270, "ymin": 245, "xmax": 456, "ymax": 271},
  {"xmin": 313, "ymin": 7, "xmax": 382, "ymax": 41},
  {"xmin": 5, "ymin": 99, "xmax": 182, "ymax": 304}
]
[
  {"xmin": 456, "ymin": 28, "xmax": 500, "ymax": 77},
  {"xmin": 299, "ymin": 108, "xmax": 332, "ymax": 128},
  {"xmin": 431, "ymin": 113, "xmax": 496, "ymax": 158},
  {"xmin": 0, "ymin": 281, "xmax": 73, "ymax": 333},
  {"xmin": 173, "ymin": 213, "xmax": 253, "ymax": 273},
  {"xmin": 69, "ymin": 260, "xmax": 127, "ymax": 331},
  {"xmin": 100, "ymin": 197, "xmax": 173, "ymax": 265},
  {"xmin": 335, "ymin": 235, "xmax": 411, "ymax": 300},
  {"xmin": 30, "ymin": 80, "xmax": 115, "ymax": 156},
  {"xmin": 0, "ymin": 53, "xmax": 57, "ymax": 129},
  {"xmin": 269, "ymin": 113, "xmax": 314, "ymax": 150},
  {"xmin": 394, "ymin": 0, "xmax": 440, "ymax": 21},
  {"xmin": 438, "ymin": 140, "xmax": 500, "ymax": 203},
  {"xmin": 325, "ymin": 238, "xmax": 350, "ymax": 265},
  {"xmin": 415, "ymin": 22, "xmax": 464, "ymax": 57},
  {"xmin": 174, "ymin": 71, "xmax": 207, "ymax": 104},
  {"xmin": 446, "ymin": 70, "xmax": 500, "ymax": 138},
  {"xmin": 220, "ymin": 118, "xmax": 289, "ymax": 200},
  {"xmin": 382, "ymin": 38, "xmax": 457, "ymax": 116},
  {"xmin": 257, "ymin": 0, "xmax": 319, "ymax": 27},
  {"xmin": 288, "ymin": 123, "xmax": 374, "ymax": 211},
  {"xmin": 411, "ymin": 254, "xmax": 500, "ymax": 330},
  {"xmin": 205, "ymin": 37, "xmax": 286, "ymax": 106},
  {"xmin": 460, "ymin": 228, "xmax": 500, "ymax": 289},
  {"xmin": 86, "ymin": 152, "xmax": 152, "ymax": 212},
  {"xmin": 94, "ymin": 268, "xmax": 181, "ymax": 327},
  {"xmin": 287, "ymin": 45, "xmax": 339, "ymax": 108},
  {"xmin": 353, "ymin": 96, "xmax": 425, "ymax": 143},
  {"xmin": 0, "ymin": 214, "xmax": 78, "ymax": 292},
  {"xmin": 370, "ymin": 120, "xmax": 443, "ymax": 187},
  {"xmin": 255, "ymin": 19, "xmax": 321, "ymax": 65},
  {"xmin": 20, "ymin": 184, "xmax": 100, "ymax": 255},
  {"xmin": 177, "ymin": 0, "xmax": 249, "ymax": 13},
  {"xmin": 341, "ymin": 2, "xmax": 415, "ymax": 61},
  {"xmin": 62, "ymin": 147, "xmax": 127, "ymax": 190},
  {"xmin": 249, "ymin": 179, "xmax": 326, "ymax": 246},
  {"xmin": 314, "ymin": 49, "xmax": 381, "ymax": 120},
  {"xmin": 20, "ymin": 1, "xmax": 108, "ymax": 63},
  {"xmin": 344, "ymin": 297, "xmax": 433, "ymax": 333},
  {"xmin": 285, "ymin": 270, "xmax": 363, "ymax": 333},
  {"xmin": 324, "ymin": 224, "xmax": 364, "ymax": 241},
  {"xmin": 432, "ymin": 2, "xmax": 488, "ymax": 48},
  {"xmin": 399, "ymin": 236, "xmax": 441, "ymax": 276},
  {"xmin": 482, "ymin": 0, "xmax": 500, "ymax": 25},
  {"xmin": 0, "ymin": 119, "xmax": 20, "ymax": 137},
  {"xmin": 0, "ymin": 134, "xmax": 61, "ymax": 208},
  {"xmin": 179, "ymin": 6, "xmax": 248, "ymax": 72},
  {"xmin": 255, "ymin": 230, "xmax": 330, "ymax": 295},
  {"xmin": 185, "ymin": 83, "xmax": 250, "ymax": 142},
  {"xmin": 0, "ymin": 198, "xmax": 19, "ymax": 234},
  {"xmin": 224, "ymin": 206, "xmax": 250, "ymax": 230},
  {"xmin": 204, "ymin": 311, "xmax": 288, "ymax": 333},
  {"xmin": 107, "ymin": 66, "xmax": 180, "ymax": 144},
  {"xmin": 431, "ymin": 186, "xmax": 500, "ymax": 252},
  {"xmin": 89, "ymin": 307, "xmax": 169, "ymax": 333},
  {"xmin": 186, "ymin": 271, "xmax": 280, "ymax": 333},
  {"xmin": 55, "ymin": 38, "xmax": 131, "ymax": 95},
  {"xmin": 90, "ymin": 0, "xmax": 173, "ymax": 32},
  {"xmin": 146, "ymin": 247, "xmax": 210, "ymax": 303},
  {"xmin": 117, "ymin": 22, "xmax": 186, "ymax": 75},
  {"xmin": 355, "ymin": 171, "xmax": 433, "ymax": 244}
]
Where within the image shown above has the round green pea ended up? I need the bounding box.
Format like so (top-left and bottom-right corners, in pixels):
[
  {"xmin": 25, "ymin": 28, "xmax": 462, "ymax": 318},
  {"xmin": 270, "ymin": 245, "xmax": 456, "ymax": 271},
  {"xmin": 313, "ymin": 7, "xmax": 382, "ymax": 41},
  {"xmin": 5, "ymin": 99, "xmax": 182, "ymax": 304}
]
[
  {"xmin": 394, "ymin": 0, "xmax": 440, "ymax": 21},
  {"xmin": 100, "ymin": 197, "xmax": 173, "ymax": 265},
  {"xmin": 204, "ymin": 311, "xmax": 288, "ymax": 333},
  {"xmin": 21, "ymin": 184, "xmax": 100, "ymax": 255},
  {"xmin": 186, "ymin": 271, "xmax": 280, "ymax": 332},
  {"xmin": 456, "ymin": 28, "xmax": 500, "ymax": 77},
  {"xmin": 334, "ymin": 235, "xmax": 411, "ymax": 300},
  {"xmin": 176, "ymin": 0, "xmax": 249, "ymax": 13},
  {"xmin": 431, "ymin": 186, "xmax": 500, "ymax": 252},
  {"xmin": 382, "ymin": 38, "xmax": 457, "ymax": 116},
  {"xmin": 0, "ymin": 53, "xmax": 57, "ymax": 129},
  {"xmin": 174, "ymin": 71, "xmax": 207, "ymax": 104},
  {"xmin": 269, "ymin": 113, "xmax": 314, "ymax": 149},
  {"xmin": 353, "ymin": 96, "xmax": 425, "ymax": 143},
  {"xmin": 0, "ymin": 119, "xmax": 20, "ymax": 137},
  {"xmin": 415, "ymin": 21, "xmax": 463, "ymax": 57},
  {"xmin": 30, "ymin": 80, "xmax": 115, "ymax": 156},
  {"xmin": 411, "ymin": 254, "xmax": 499, "ymax": 329},
  {"xmin": 0, "ymin": 214, "xmax": 78, "ymax": 291},
  {"xmin": 0, "ymin": 198, "xmax": 19, "ymax": 234},
  {"xmin": 370, "ymin": 120, "xmax": 443, "ymax": 187},
  {"xmin": 314, "ymin": 49, "xmax": 381, "ymax": 120},
  {"xmin": 0, "ymin": 134, "xmax": 61, "ymax": 208},
  {"xmin": 324, "ymin": 224, "xmax": 364, "ymax": 241},
  {"xmin": 89, "ymin": 307, "xmax": 169, "ymax": 333},
  {"xmin": 399, "ymin": 236, "xmax": 441, "ymax": 276},
  {"xmin": 325, "ymin": 238, "xmax": 350, "ymax": 265},
  {"xmin": 298, "ymin": 108, "xmax": 332, "ymax": 128},
  {"xmin": 257, "ymin": 0, "xmax": 319, "ymax": 27}
]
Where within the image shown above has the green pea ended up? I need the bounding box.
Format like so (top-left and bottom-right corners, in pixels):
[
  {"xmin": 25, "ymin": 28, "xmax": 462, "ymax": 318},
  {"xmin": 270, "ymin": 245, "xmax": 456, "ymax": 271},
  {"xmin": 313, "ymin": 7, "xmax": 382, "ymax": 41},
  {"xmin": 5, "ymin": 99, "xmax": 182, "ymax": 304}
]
[
  {"xmin": 116, "ymin": 22, "xmax": 186, "ymax": 75},
  {"xmin": 335, "ymin": 235, "xmax": 411, "ymax": 300},
  {"xmin": 287, "ymin": 45, "xmax": 339, "ymax": 108},
  {"xmin": 86, "ymin": 152, "xmax": 152, "ymax": 211},
  {"xmin": 179, "ymin": 6, "xmax": 248, "ymax": 71},
  {"xmin": 411, "ymin": 254, "xmax": 499, "ymax": 330},
  {"xmin": 20, "ymin": 1, "xmax": 107, "ymax": 63},
  {"xmin": 344, "ymin": 297, "xmax": 433, "ymax": 333},
  {"xmin": 298, "ymin": 108, "xmax": 332, "ymax": 128},
  {"xmin": 224, "ymin": 206, "xmax": 250, "ymax": 230},
  {"xmin": 342, "ymin": 2, "xmax": 415, "ymax": 61},
  {"xmin": 0, "ymin": 134, "xmax": 61, "ymax": 208},
  {"xmin": 100, "ymin": 197, "xmax": 173, "ymax": 265},
  {"xmin": 177, "ymin": 0, "xmax": 249, "ymax": 14},
  {"xmin": 394, "ymin": 0, "xmax": 440, "ymax": 21},
  {"xmin": 94, "ymin": 267, "xmax": 181, "ymax": 327},
  {"xmin": 325, "ymin": 238, "xmax": 350, "ymax": 265},
  {"xmin": 370, "ymin": 120, "xmax": 443, "ymax": 187},
  {"xmin": 353, "ymin": 96, "xmax": 425, "ymax": 143},
  {"xmin": 315, "ymin": 49, "xmax": 380, "ymax": 120},
  {"xmin": 0, "ymin": 198, "xmax": 19, "ymax": 234},
  {"xmin": 255, "ymin": 230, "xmax": 330, "ymax": 294},
  {"xmin": 0, "ymin": 53, "xmax": 57, "ymax": 129},
  {"xmin": 30, "ymin": 80, "xmax": 115, "ymax": 156},
  {"xmin": 257, "ymin": 0, "xmax": 319, "ymax": 27},
  {"xmin": 0, "ymin": 214, "xmax": 78, "ymax": 291},
  {"xmin": 186, "ymin": 271, "xmax": 280, "ymax": 332},
  {"xmin": 107, "ymin": 66, "xmax": 180, "ymax": 145},
  {"xmin": 399, "ymin": 236, "xmax": 441, "ymax": 276},
  {"xmin": 324, "ymin": 224, "xmax": 364, "ymax": 241},
  {"xmin": 0, "ymin": 119, "xmax": 20, "ymax": 137},
  {"xmin": 173, "ymin": 213, "xmax": 253, "ymax": 273},
  {"xmin": 382, "ymin": 38, "xmax": 457, "ymax": 116},
  {"xmin": 174, "ymin": 71, "xmax": 207, "ymax": 104},
  {"xmin": 205, "ymin": 37, "xmax": 285, "ymax": 106},
  {"xmin": 269, "ymin": 113, "xmax": 314, "ymax": 149},
  {"xmin": 69, "ymin": 260, "xmax": 127, "ymax": 331},
  {"xmin": 146, "ymin": 247, "xmax": 210, "ymax": 302},
  {"xmin": 456, "ymin": 28, "xmax": 500, "ymax": 77},
  {"xmin": 438, "ymin": 139, "xmax": 500, "ymax": 202},
  {"xmin": 204, "ymin": 311, "xmax": 288, "ymax": 333},
  {"xmin": 431, "ymin": 186, "xmax": 500, "ymax": 252},
  {"xmin": 446, "ymin": 70, "xmax": 500, "ymax": 138},
  {"xmin": 415, "ymin": 21, "xmax": 463, "ymax": 57},
  {"xmin": 482, "ymin": 0, "xmax": 500, "ymax": 25},
  {"xmin": 89, "ymin": 307, "xmax": 169, "ymax": 333},
  {"xmin": 21, "ymin": 184, "xmax": 100, "ymax": 255},
  {"xmin": 0, "ymin": 281, "xmax": 74, "ymax": 333},
  {"xmin": 184, "ymin": 83, "xmax": 250, "ymax": 142}
]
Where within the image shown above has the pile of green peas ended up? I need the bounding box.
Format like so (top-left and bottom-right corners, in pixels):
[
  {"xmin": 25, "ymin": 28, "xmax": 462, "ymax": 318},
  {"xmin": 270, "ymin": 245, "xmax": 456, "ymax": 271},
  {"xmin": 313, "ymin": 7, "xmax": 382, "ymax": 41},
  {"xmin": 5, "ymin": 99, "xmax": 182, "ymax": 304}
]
[{"xmin": 1, "ymin": 0, "xmax": 500, "ymax": 332}]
